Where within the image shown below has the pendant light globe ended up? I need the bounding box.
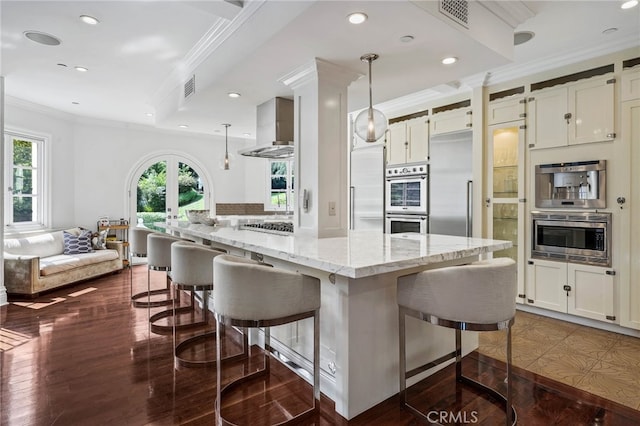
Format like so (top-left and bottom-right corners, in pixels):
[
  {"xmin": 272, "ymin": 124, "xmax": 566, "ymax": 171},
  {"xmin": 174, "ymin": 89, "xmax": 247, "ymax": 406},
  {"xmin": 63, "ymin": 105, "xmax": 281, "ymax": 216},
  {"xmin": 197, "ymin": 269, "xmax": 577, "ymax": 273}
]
[{"xmin": 354, "ymin": 53, "xmax": 387, "ymax": 142}]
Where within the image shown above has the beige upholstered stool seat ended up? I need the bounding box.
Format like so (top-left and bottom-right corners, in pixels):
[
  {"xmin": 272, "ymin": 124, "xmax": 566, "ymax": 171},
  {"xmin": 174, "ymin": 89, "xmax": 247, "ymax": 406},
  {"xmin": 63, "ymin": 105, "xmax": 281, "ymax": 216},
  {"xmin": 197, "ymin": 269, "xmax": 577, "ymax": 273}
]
[
  {"xmin": 397, "ymin": 257, "xmax": 517, "ymax": 425},
  {"xmin": 129, "ymin": 227, "xmax": 157, "ymax": 307},
  {"xmin": 146, "ymin": 233, "xmax": 189, "ymax": 333},
  {"xmin": 213, "ymin": 254, "xmax": 321, "ymax": 426},
  {"xmin": 170, "ymin": 241, "xmax": 225, "ymax": 368}
]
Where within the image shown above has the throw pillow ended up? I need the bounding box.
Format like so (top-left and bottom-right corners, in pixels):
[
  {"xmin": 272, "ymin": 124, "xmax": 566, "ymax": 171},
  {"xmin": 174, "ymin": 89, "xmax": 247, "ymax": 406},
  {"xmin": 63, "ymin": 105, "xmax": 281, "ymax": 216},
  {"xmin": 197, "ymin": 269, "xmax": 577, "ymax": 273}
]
[
  {"xmin": 63, "ymin": 229, "xmax": 94, "ymax": 254},
  {"xmin": 92, "ymin": 229, "xmax": 109, "ymax": 250}
]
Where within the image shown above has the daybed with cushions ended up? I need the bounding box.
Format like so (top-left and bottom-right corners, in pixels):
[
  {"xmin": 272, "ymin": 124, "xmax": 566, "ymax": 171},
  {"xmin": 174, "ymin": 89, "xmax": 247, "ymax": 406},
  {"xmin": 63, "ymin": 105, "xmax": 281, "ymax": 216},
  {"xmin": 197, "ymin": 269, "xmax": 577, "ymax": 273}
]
[{"xmin": 3, "ymin": 227, "xmax": 124, "ymax": 297}]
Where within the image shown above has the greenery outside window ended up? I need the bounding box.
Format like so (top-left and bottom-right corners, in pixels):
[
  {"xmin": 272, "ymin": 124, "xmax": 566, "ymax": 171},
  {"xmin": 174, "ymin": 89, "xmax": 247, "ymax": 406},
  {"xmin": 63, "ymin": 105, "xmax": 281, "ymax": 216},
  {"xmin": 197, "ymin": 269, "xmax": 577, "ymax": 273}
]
[
  {"xmin": 4, "ymin": 132, "xmax": 47, "ymax": 229},
  {"xmin": 266, "ymin": 160, "xmax": 294, "ymax": 211}
]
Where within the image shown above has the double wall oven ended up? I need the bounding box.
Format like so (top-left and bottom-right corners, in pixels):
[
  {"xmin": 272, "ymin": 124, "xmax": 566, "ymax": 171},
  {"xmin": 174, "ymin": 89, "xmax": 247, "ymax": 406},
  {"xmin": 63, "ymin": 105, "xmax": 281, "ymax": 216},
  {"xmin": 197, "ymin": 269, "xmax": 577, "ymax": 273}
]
[{"xmin": 385, "ymin": 163, "xmax": 428, "ymax": 233}]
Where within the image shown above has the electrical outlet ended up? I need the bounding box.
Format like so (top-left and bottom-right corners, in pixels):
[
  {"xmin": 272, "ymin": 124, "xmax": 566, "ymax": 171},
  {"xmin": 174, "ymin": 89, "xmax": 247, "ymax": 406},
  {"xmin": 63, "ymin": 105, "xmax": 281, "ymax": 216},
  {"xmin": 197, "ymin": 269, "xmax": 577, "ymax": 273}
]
[{"xmin": 328, "ymin": 201, "xmax": 336, "ymax": 216}]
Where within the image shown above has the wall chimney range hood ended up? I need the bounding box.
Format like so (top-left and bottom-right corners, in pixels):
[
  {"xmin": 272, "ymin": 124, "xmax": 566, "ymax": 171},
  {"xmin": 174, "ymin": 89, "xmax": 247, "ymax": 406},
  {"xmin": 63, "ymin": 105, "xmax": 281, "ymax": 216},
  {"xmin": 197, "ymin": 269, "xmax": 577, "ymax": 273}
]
[{"xmin": 239, "ymin": 97, "xmax": 294, "ymax": 159}]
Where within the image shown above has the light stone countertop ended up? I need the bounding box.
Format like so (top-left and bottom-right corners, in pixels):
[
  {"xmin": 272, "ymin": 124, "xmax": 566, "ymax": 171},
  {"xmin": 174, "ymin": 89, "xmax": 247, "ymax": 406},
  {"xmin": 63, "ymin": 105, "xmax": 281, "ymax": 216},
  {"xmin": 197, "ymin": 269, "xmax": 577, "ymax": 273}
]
[{"xmin": 157, "ymin": 222, "xmax": 512, "ymax": 279}]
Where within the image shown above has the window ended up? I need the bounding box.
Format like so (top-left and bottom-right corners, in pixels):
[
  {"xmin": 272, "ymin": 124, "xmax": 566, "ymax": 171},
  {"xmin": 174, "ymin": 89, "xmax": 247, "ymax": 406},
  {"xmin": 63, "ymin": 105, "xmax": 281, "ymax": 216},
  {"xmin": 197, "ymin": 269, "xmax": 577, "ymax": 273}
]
[
  {"xmin": 4, "ymin": 132, "xmax": 46, "ymax": 229},
  {"xmin": 266, "ymin": 160, "xmax": 294, "ymax": 211}
]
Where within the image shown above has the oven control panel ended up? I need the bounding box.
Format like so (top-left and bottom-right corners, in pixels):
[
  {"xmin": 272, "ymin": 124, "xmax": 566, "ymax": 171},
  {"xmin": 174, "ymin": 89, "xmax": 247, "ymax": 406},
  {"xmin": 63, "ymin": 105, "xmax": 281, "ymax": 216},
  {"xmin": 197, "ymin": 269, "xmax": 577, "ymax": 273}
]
[{"xmin": 386, "ymin": 163, "xmax": 428, "ymax": 177}]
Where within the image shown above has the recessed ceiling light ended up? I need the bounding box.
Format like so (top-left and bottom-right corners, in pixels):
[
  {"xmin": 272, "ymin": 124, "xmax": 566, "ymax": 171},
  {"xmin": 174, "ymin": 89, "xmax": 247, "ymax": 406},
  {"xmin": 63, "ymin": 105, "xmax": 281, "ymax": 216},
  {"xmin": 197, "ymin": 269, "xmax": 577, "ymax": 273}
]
[
  {"xmin": 347, "ymin": 12, "xmax": 368, "ymax": 24},
  {"xmin": 243, "ymin": 133, "xmax": 251, "ymax": 137},
  {"xmin": 399, "ymin": 35, "xmax": 414, "ymax": 43},
  {"xmin": 178, "ymin": 124, "xmax": 189, "ymax": 128},
  {"xmin": 228, "ymin": 92, "xmax": 241, "ymax": 98},
  {"xmin": 79, "ymin": 15, "xmax": 100, "ymax": 25},
  {"xmin": 602, "ymin": 27, "xmax": 618, "ymax": 35},
  {"xmin": 24, "ymin": 31, "xmax": 61, "ymax": 46},
  {"xmin": 145, "ymin": 113, "xmax": 154, "ymax": 117},
  {"xmin": 514, "ymin": 31, "xmax": 535, "ymax": 46},
  {"xmin": 621, "ymin": 0, "xmax": 638, "ymax": 9},
  {"xmin": 441, "ymin": 57, "xmax": 458, "ymax": 65},
  {"xmin": 74, "ymin": 66, "xmax": 88, "ymax": 72}
]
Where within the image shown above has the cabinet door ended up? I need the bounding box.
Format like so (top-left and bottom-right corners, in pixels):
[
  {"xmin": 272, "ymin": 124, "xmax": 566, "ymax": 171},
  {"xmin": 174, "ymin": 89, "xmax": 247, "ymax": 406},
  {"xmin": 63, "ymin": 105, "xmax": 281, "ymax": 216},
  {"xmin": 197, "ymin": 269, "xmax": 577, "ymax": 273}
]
[
  {"xmin": 621, "ymin": 68, "xmax": 640, "ymax": 102},
  {"xmin": 526, "ymin": 259, "xmax": 567, "ymax": 312},
  {"xmin": 406, "ymin": 117, "xmax": 428, "ymax": 163},
  {"xmin": 567, "ymin": 264, "xmax": 615, "ymax": 322},
  {"xmin": 429, "ymin": 107, "xmax": 471, "ymax": 136},
  {"xmin": 386, "ymin": 122, "xmax": 407, "ymax": 165},
  {"xmin": 620, "ymin": 99, "xmax": 640, "ymax": 330},
  {"xmin": 487, "ymin": 97, "xmax": 526, "ymax": 125},
  {"xmin": 568, "ymin": 75, "xmax": 615, "ymax": 145},
  {"xmin": 487, "ymin": 123, "xmax": 526, "ymax": 302},
  {"xmin": 527, "ymin": 87, "xmax": 568, "ymax": 150}
]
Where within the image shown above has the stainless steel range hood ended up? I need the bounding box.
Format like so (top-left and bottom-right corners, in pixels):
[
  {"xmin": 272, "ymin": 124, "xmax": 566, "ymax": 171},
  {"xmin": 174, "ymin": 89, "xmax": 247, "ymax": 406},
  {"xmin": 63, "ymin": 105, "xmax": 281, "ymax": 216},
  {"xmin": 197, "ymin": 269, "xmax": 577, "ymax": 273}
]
[{"xmin": 238, "ymin": 97, "xmax": 294, "ymax": 159}]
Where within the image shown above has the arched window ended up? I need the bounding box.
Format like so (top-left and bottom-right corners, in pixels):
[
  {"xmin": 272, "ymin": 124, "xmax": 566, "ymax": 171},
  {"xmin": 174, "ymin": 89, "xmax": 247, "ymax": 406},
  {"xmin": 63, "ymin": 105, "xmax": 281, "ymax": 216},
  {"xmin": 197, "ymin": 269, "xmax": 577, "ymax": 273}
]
[{"xmin": 127, "ymin": 153, "xmax": 212, "ymax": 230}]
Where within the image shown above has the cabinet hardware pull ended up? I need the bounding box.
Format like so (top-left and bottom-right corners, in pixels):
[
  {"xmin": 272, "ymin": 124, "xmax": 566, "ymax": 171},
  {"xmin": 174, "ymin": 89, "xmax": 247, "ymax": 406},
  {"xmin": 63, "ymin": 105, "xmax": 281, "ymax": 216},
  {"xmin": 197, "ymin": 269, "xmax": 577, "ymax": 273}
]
[
  {"xmin": 606, "ymin": 133, "xmax": 616, "ymax": 139},
  {"xmin": 519, "ymin": 124, "xmax": 527, "ymax": 130},
  {"xmin": 606, "ymin": 78, "xmax": 616, "ymax": 84},
  {"xmin": 605, "ymin": 270, "xmax": 616, "ymax": 276},
  {"xmin": 466, "ymin": 123, "xmax": 472, "ymax": 127},
  {"xmin": 518, "ymin": 293, "xmax": 526, "ymax": 299},
  {"xmin": 528, "ymin": 97, "xmax": 535, "ymax": 102},
  {"xmin": 528, "ymin": 143, "xmax": 535, "ymax": 148},
  {"xmin": 564, "ymin": 112, "xmax": 572, "ymax": 122},
  {"xmin": 563, "ymin": 285, "xmax": 572, "ymax": 292},
  {"xmin": 527, "ymin": 260, "xmax": 534, "ymax": 265},
  {"xmin": 606, "ymin": 315, "xmax": 616, "ymax": 321},
  {"xmin": 527, "ymin": 299, "xmax": 534, "ymax": 304},
  {"xmin": 519, "ymin": 198, "xmax": 527, "ymax": 203},
  {"xmin": 519, "ymin": 99, "xmax": 527, "ymax": 104},
  {"xmin": 519, "ymin": 113, "xmax": 527, "ymax": 118}
]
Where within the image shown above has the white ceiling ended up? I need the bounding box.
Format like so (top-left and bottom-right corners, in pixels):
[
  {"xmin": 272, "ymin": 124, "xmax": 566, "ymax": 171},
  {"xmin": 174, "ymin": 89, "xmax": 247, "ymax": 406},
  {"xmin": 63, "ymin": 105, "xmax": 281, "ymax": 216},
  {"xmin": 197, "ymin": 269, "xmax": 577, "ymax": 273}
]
[{"xmin": 2, "ymin": 1, "xmax": 639, "ymax": 141}]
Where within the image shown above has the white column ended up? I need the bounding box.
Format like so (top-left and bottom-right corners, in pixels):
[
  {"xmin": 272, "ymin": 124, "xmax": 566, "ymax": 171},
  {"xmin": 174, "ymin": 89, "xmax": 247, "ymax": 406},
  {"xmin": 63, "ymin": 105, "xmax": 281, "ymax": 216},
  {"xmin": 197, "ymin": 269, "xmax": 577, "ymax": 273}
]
[
  {"xmin": 1, "ymin": 75, "xmax": 7, "ymax": 306},
  {"xmin": 280, "ymin": 59, "xmax": 360, "ymax": 238}
]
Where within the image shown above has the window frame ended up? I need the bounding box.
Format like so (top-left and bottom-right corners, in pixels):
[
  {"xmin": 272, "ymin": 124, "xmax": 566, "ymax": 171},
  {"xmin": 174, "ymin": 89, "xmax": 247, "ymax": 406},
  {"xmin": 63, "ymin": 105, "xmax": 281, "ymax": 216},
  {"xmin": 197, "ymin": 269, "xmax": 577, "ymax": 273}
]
[
  {"xmin": 4, "ymin": 129, "xmax": 49, "ymax": 232},
  {"xmin": 265, "ymin": 159, "xmax": 294, "ymax": 212}
]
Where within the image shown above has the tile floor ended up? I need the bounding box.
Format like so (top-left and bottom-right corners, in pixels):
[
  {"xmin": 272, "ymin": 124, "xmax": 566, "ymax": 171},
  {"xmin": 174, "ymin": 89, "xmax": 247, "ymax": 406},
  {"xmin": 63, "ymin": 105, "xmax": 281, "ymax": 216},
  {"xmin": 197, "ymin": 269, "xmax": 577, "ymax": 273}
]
[{"xmin": 477, "ymin": 310, "xmax": 640, "ymax": 411}]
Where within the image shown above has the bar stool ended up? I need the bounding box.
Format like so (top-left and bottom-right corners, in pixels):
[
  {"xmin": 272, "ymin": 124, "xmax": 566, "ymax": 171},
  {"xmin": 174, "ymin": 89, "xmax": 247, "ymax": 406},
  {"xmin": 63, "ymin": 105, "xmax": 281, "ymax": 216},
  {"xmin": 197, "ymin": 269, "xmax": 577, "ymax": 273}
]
[
  {"xmin": 129, "ymin": 227, "xmax": 157, "ymax": 307},
  {"xmin": 170, "ymin": 241, "xmax": 225, "ymax": 367},
  {"xmin": 397, "ymin": 257, "xmax": 517, "ymax": 426},
  {"xmin": 146, "ymin": 233, "xmax": 188, "ymax": 333},
  {"xmin": 213, "ymin": 254, "xmax": 321, "ymax": 426}
]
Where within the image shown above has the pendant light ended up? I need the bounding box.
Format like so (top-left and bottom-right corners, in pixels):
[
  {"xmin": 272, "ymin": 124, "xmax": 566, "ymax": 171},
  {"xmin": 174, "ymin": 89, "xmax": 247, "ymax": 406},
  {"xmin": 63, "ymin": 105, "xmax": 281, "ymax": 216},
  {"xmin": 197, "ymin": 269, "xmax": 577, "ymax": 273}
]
[
  {"xmin": 221, "ymin": 123, "xmax": 231, "ymax": 170},
  {"xmin": 354, "ymin": 53, "xmax": 387, "ymax": 142}
]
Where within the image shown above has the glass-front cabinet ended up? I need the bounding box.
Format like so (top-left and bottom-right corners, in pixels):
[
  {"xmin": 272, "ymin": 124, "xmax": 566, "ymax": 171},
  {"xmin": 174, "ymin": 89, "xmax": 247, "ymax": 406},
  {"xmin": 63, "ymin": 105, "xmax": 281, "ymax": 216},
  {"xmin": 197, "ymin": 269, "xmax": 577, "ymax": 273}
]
[{"xmin": 487, "ymin": 116, "xmax": 526, "ymax": 302}]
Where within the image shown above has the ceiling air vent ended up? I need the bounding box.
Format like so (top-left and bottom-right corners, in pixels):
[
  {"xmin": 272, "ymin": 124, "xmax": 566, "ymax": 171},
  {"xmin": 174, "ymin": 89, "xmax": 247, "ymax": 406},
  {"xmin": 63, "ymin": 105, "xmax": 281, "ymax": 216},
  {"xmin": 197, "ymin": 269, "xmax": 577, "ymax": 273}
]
[
  {"xmin": 184, "ymin": 75, "xmax": 196, "ymax": 99},
  {"xmin": 439, "ymin": 0, "xmax": 469, "ymax": 28}
]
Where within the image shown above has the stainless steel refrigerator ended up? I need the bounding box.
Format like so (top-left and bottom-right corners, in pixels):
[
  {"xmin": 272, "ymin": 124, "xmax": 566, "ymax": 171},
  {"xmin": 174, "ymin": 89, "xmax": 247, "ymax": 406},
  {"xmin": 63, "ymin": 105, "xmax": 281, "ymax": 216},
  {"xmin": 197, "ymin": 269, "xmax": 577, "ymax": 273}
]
[
  {"xmin": 350, "ymin": 144, "xmax": 385, "ymax": 231},
  {"xmin": 429, "ymin": 130, "xmax": 473, "ymax": 237}
]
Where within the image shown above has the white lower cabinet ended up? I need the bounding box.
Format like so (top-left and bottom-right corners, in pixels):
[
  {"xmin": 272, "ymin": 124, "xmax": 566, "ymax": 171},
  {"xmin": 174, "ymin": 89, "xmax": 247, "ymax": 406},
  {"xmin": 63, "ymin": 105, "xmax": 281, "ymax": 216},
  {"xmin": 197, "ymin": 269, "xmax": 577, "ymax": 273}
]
[{"xmin": 527, "ymin": 259, "xmax": 615, "ymax": 322}]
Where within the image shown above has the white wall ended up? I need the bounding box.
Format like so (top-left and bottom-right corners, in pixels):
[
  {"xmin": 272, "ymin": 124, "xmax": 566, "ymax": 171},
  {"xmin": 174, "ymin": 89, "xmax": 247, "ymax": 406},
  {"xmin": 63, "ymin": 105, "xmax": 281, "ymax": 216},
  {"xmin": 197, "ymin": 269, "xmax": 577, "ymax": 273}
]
[{"xmin": 5, "ymin": 99, "xmax": 264, "ymax": 230}]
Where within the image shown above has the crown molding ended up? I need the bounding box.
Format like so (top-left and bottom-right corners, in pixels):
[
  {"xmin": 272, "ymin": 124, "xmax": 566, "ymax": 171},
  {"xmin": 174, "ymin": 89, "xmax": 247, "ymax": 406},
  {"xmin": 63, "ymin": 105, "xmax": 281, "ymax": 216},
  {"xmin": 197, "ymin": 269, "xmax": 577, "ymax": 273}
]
[
  {"xmin": 483, "ymin": 34, "xmax": 640, "ymax": 87},
  {"xmin": 151, "ymin": 0, "xmax": 266, "ymax": 106}
]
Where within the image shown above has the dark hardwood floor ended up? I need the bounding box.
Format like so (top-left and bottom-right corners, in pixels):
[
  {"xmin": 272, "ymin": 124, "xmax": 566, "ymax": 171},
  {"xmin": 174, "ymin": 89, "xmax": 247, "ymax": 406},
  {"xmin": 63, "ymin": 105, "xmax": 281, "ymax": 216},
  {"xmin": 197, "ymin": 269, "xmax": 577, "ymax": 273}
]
[{"xmin": 1, "ymin": 266, "xmax": 639, "ymax": 425}]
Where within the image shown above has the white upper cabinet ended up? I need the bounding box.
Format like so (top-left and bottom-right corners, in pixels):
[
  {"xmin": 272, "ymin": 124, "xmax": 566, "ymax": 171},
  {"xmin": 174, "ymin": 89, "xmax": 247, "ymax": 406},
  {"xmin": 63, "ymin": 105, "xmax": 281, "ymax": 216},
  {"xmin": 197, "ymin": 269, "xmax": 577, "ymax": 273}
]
[
  {"xmin": 386, "ymin": 117, "xmax": 428, "ymax": 165},
  {"xmin": 487, "ymin": 96, "xmax": 526, "ymax": 125},
  {"xmin": 527, "ymin": 74, "xmax": 616, "ymax": 149},
  {"xmin": 429, "ymin": 107, "xmax": 472, "ymax": 136},
  {"xmin": 621, "ymin": 67, "xmax": 640, "ymax": 101}
]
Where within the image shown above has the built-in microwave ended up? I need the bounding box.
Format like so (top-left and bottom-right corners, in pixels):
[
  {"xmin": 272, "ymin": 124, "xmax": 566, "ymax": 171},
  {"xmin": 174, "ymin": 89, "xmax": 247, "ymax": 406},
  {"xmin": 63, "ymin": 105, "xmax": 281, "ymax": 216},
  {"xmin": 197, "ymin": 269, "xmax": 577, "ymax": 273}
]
[
  {"xmin": 535, "ymin": 160, "xmax": 606, "ymax": 208},
  {"xmin": 531, "ymin": 211, "xmax": 611, "ymax": 266}
]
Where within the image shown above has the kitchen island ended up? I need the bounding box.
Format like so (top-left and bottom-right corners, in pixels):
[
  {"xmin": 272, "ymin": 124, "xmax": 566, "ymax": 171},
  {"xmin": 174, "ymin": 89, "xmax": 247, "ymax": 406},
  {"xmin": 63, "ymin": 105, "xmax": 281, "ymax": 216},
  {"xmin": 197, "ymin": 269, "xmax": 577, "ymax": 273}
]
[{"xmin": 157, "ymin": 222, "xmax": 511, "ymax": 419}]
